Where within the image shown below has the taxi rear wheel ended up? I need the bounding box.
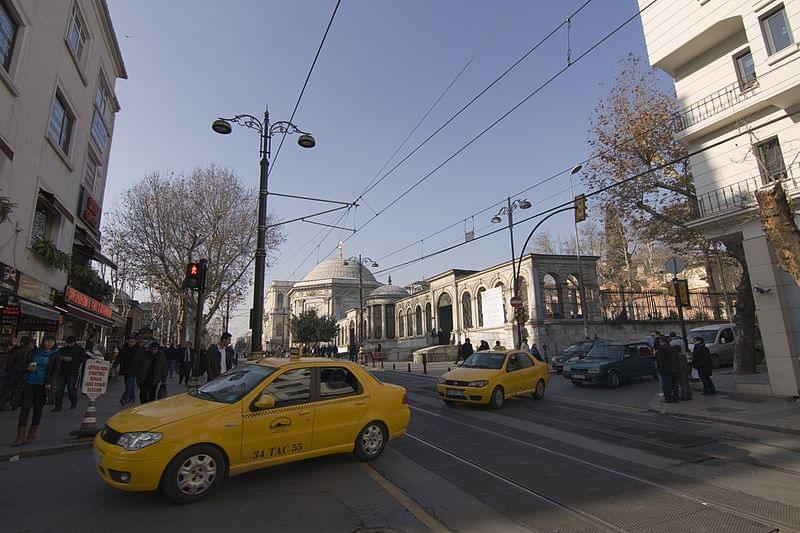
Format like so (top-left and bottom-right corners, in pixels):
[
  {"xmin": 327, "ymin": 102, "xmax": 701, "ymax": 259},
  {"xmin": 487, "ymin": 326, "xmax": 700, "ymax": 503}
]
[
  {"xmin": 533, "ymin": 379, "xmax": 546, "ymax": 400},
  {"xmin": 488, "ymin": 386, "xmax": 504, "ymax": 409},
  {"xmin": 162, "ymin": 445, "xmax": 226, "ymax": 504},
  {"xmin": 354, "ymin": 421, "xmax": 387, "ymax": 462}
]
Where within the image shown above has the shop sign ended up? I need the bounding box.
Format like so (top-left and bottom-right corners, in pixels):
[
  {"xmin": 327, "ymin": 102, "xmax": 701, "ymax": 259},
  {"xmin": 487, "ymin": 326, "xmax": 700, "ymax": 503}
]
[
  {"xmin": 0, "ymin": 261, "xmax": 19, "ymax": 294},
  {"xmin": 66, "ymin": 286, "xmax": 113, "ymax": 318},
  {"xmin": 79, "ymin": 186, "xmax": 101, "ymax": 233},
  {"xmin": 18, "ymin": 273, "xmax": 55, "ymax": 305}
]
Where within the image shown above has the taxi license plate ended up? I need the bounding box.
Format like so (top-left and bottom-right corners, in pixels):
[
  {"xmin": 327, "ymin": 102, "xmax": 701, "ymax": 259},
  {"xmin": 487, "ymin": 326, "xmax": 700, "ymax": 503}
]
[
  {"xmin": 572, "ymin": 374, "xmax": 586, "ymax": 380},
  {"xmin": 446, "ymin": 389, "xmax": 466, "ymax": 399},
  {"xmin": 94, "ymin": 449, "xmax": 103, "ymax": 466}
]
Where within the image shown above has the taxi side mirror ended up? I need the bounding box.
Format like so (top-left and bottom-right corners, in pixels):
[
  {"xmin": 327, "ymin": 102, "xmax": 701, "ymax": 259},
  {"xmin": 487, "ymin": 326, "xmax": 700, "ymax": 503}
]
[{"xmin": 253, "ymin": 394, "xmax": 275, "ymax": 410}]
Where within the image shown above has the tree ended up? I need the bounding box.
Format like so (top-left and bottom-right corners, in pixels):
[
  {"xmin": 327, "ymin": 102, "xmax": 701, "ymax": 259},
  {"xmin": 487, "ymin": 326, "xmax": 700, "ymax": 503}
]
[
  {"xmin": 290, "ymin": 310, "xmax": 338, "ymax": 345},
  {"xmin": 104, "ymin": 165, "xmax": 282, "ymax": 340}
]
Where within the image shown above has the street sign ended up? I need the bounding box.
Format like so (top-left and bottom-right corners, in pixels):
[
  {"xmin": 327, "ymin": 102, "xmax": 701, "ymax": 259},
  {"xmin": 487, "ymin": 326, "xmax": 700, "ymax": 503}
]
[
  {"xmin": 675, "ymin": 279, "xmax": 691, "ymax": 307},
  {"xmin": 81, "ymin": 359, "xmax": 110, "ymax": 401},
  {"xmin": 510, "ymin": 295, "xmax": 523, "ymax": 308},
  {"xmin": 664, "ymin": 256, "xmax": 685, "ymax": 276}
]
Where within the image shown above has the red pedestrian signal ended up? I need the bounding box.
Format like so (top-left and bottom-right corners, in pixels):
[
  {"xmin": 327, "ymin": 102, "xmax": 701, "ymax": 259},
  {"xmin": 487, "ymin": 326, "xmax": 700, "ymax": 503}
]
[{"xmin": 184, "ymin": 261, "xmax": 206, "ymax": 290}]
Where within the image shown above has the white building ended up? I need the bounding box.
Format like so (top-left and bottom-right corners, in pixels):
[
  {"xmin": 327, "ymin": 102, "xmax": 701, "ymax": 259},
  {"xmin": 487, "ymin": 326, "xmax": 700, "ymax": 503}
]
[
  {"xmin": 0, "ymin": 0, "xmax": 126, "ymax": 350},
  {"xmin": 638, "ymin": 0, "xmax": 800, "ymax": 395}
]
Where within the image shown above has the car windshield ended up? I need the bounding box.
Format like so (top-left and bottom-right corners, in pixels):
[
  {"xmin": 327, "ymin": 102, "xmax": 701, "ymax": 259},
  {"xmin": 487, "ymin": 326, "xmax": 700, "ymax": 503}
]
[
  {"xmin": 191, "ymin": 364, "xmax": 276, "ymax": 404},
  {"xmin": 565, "ymin": 343, "xmax": 587, "ymax": 354},
  {"xmin": 689, "ymin": 330, "xmax": 717, "ymax": 343},
  {"xmin": 584, "ymin": 344, "xmax": 625, "ymax": 360},
  {"xmin": 462, "ymin": 352, "xmax": 507, "ymax": 369}
]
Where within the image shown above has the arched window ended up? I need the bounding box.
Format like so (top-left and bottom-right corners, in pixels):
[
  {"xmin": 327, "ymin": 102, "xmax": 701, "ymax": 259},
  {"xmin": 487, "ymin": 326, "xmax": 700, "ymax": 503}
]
[
  {"xmin": 415, "ymin": 305, "xmax": 423, "ymax": 336},
  {"xmin": 425, "ymin": 302, "xmax": 432, "ymax": 333},
  {"xmin": 477, "ymin": 287, "xmax": 486, "ymax": 327},
  {"xmin": 398, "ymin": 310, "xmax": 405, "ymax": 337},
  {"xmin": 543, "ymin": 274, "xmax": 562, "ymax": 319},
  {"xmin": 566, "ymin": 274, "xmax": 582, "ymax": 319},
  {"xmin": 406, "ymin": 309, "xmax": 413, "ymax": 337},
  {"xmin": 276, "ymin": 293, "xmax": 284, "ymax": 309},
  {"xmin": 495, "ymin": 281, "xmax": 506, "ymax": 323},
  {"xmin": 462, "ymin": 292, "xmax": 473, "ymax": 329}
]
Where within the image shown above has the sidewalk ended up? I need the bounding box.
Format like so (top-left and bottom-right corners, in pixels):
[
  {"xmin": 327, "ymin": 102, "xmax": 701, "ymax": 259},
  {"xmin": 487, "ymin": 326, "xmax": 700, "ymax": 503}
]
[{"xmin": 0, "ymin": 376, "xmax": 184, "ymax": 461}]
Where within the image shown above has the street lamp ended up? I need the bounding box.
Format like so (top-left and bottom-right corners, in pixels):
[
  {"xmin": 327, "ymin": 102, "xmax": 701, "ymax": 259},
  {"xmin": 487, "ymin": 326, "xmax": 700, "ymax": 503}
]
[
  {"xmin": 342, "ymin": 254, "xmax": 378, "ymax": 345},
  {"xmin": 491, "ymin": 197, "xmax": 531, "ymax": 348},
  {"xmin": 570, "ymin": 164, "xmax": 590, "ymax": 340},
  {"xmin": 212, "ymin": 109, "xmax": 315, "ymax": 354}
]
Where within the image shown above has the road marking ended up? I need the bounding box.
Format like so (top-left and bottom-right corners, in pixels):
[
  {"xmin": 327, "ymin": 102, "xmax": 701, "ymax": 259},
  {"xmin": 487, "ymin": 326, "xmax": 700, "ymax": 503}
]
[{"xmin": 360, "ymin": 462, "xmax": 451, "ymax": 533}]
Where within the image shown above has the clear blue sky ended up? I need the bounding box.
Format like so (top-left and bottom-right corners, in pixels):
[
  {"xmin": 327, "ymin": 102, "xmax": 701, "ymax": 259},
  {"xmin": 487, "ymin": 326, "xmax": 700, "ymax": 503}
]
[{"xmin": 104, "ymin": 0, "xmax": 653, "ymax": 340}]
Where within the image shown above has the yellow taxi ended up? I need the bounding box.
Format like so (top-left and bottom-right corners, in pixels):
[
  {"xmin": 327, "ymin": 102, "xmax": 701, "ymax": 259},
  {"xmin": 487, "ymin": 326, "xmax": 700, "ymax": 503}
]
[
  {"xmin": 437, "ymin": 350, "xmax": 549, "ymax": 408},
  {"xmin": 93, "ymin": 358, "xmax": 409, "ymax": 503}
]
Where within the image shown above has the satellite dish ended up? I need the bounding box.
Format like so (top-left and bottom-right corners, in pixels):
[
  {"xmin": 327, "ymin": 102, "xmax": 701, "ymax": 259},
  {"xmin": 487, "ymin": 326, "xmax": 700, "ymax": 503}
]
[{"xmin": 664, "ymin": 257, "xmax": 685, "ymax": 277}]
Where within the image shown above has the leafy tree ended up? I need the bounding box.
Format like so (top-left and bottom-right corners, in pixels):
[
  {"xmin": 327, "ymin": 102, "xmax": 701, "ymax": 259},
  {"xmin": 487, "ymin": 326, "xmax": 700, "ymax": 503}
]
[{"xmin": 290, "ymin": 310, "xmax": 338, "ymax": 345}]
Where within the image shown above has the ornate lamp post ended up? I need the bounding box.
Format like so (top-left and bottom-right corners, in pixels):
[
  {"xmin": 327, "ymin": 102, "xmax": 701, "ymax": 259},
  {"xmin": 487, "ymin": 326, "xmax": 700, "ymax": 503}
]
[
  {"xmin": 342, "ymin": 251, "xmax": 378, "ymax": 345},
  {"xmin": 491, "ymin": 197, "xmax": 531, "ymax": 348},
  {"xmin": 212, "ymin": 109, "xmax": 315, "ymax": 354}
]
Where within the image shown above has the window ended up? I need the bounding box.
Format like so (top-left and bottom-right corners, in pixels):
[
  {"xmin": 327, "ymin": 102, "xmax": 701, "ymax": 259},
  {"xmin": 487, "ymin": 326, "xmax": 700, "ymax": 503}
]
[
  {"xmin": 719, "ymin": 328, "xmax": 735, "ymax": 344},
  {"xmin": 398, "ymin": 311, "xmax": 404, "ymax": 337},
  {"xmin": 425, "ymin": 302, "xmax": 432, "ymax": 332},
  {"xmin": 415, "ymin": 306, "xmax": 423, "ymax": 336},
  {"xmin": 319, "ymin": 367, "xmax": 361, "ymax": 398},
  {"xmin": 406, "ymin": 309, "xmax": 413, "ymax": 337},
  {"xmin": 276, "ymin": 293, "xmax": 284, "ymax": 309},
  {"xmin": 755, "ymin": 137, "xmax": 787, "ymax": 183},
  {"xmin": 261, "ymin": 368, "xmax": 311, "ymax": 408},
  {"xmin": 462, "ymin": 292, "xmax": 473, "ymax": 329},
  {"xmin": 386, "ymin": 303, "xmax": 395, "ymax": 339},
  {"xmin": 29, "ymin": 196, "xmax": 59, "ymax": 247},
  {"xmin": 95, "ymin": 78, "xmax": 110, "ymax": 117},
  {"xmin": 0, "ymin": 0, "xmax": 17, "ymax": 71},
  {"xmin": 48, "ymin": 92, "xmax": 73, "ymax": 154},
  {"xmin": 90, "ymin": 110, "xmax": 109, "ymax": 154},
  {"xmin": 83, "ymin": 151, "xmax": 99, "ymax": 193},
  {"xmin": 734, "ymin": 50, "xmax": 757, "ymax": 90},
  {"xmin": 66, "ymin": 5, "xmax": 86, "ymax": 60},
  {"xmin": 761, "ymin": 6, "xmax": 794, "ymax": 55},
  {"xmin": 517, "ymin": 353, "xmax": 534, "ymax": 369},
  {"xmin": 477, "ymin": 287, "xmax": 486, "ymax": 327}
]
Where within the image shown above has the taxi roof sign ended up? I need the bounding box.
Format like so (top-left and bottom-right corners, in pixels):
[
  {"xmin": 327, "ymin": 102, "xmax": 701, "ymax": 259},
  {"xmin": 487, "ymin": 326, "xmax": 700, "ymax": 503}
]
[{"xmin": 288, "ymin": 347, "xmax": 301, "ymax": 360}]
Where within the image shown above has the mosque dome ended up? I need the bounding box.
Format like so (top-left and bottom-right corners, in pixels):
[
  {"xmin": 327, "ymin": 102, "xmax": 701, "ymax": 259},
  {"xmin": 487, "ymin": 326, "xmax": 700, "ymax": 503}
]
[
  {"xmin": 368, "ymin": 277, "xmax": 409, "ymax": 298},
  {"xmin": 302, "ymin": 258, "xmax": 377, "ymax": 283}
]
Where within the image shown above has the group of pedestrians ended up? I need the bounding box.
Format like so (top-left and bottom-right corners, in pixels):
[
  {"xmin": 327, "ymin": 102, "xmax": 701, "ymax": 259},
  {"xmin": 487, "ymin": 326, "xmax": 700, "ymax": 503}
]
[
  {"xmin": 654, "ymin": 330, "xmax": 715, "ymax": 404},
  {"xmin": 113, "ymin": 337, "xmax": 168, "ymax": 405}
]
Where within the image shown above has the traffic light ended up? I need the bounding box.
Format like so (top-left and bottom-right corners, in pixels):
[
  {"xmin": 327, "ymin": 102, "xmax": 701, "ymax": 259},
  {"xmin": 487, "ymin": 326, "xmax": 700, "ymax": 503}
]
[
  {"xmin": 574, "ymin": 194, "xmax": 586, "ymax": 222},
  {"xmin": 184, "ymin": 261, "xmax": 206, "ymax": 290}
]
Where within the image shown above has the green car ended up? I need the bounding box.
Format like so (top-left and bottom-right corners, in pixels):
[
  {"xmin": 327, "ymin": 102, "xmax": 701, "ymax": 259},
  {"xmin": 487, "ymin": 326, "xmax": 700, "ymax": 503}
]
[{"xmin": 562, "ymin": 342, "xmax": 657, "ymax": 388}]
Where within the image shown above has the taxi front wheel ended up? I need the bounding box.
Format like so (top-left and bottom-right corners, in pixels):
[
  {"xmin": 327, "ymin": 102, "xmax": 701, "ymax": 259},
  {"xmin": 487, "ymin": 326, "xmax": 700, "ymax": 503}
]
[
  {"xmin": 162, "ymin": 444, "xmax": 227, "ymax": 504},
  {"xmin": 354, "ymin": 421, "xmax": 387, "ymax": 462}
]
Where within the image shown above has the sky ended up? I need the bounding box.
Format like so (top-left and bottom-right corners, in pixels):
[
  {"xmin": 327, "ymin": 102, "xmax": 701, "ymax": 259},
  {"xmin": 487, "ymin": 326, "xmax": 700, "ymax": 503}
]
[{"xmin": 104, "ymin": 0, "xmax": 654, "ymax": 341}]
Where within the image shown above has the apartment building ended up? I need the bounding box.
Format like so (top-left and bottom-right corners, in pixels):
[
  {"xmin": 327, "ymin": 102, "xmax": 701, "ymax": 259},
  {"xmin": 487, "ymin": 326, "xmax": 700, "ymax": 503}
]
[
  {"xmin": 638, "ymin": 0, "xmax": 800, "ymax": 396},
  {"xmin": 0, "ymin": 0, "xmax": 126, "ymax": 350}
]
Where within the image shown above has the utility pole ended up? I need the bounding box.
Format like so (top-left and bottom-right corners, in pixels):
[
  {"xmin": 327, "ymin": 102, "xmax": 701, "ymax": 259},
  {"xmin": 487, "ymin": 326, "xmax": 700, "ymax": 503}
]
[{"xmin": 569, "ymin": 166, "xmax": 590, "ymax": 340}]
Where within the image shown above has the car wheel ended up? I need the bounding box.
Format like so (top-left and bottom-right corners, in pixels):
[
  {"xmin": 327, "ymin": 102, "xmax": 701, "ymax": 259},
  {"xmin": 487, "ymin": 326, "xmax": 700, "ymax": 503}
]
[
  {"xmin": 711, "ymin": 354, "xmax": 721, "ymax": 369},
  {"xmin": 571, "ymin": 380, "xmax": 583, "ymax": 386},
  {"xmin": 488, "ymin": 386, "xmax": 504, "ymax": 409},
  {"xmin": 533, "ymin": 379, "xmax": 546, "ymax": 400},
  {"xmin": 162, "ymin": 444, "xmax": 226, "ymax": 504},
  {"xmin": 354, "ymin": 421, "xmax": 387, "ymax": 462},
  {"xmin": 607, "ymin": 370, "xmax": 621, "ymax": 389}
]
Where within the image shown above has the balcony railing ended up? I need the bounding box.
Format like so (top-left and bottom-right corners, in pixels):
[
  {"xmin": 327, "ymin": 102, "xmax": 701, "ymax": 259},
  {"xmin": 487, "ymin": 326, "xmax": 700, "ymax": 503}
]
[
  {"xmin": 697, "ymin": 167, "xmax": 800, "ymax": 218},
  {"xmin": 674, "ymin": 80, "xmax": 759, "ymax": 131}
]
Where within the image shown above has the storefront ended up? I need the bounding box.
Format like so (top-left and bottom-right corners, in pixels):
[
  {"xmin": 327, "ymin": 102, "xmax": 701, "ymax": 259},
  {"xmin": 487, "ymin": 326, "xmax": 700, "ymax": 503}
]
[
  {"xmin": 58, "ymin": 286, "xmax": 114, "ymax": 353},
  {"xmin": 3, "ymin": 270, "xmax": 62, "ymax": 349},
  {"xmin": 0, "ymin": 260, "xmax": 19, "ymax": 351}
]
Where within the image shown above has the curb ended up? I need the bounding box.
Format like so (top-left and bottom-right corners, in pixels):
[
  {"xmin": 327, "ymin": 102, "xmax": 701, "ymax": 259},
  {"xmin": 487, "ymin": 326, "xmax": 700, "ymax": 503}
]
[
  {"xmin": 1, "ymin": 439, "xmax": 94, "ymax": 462},
  {"xmin": 647, "ymin": 400, "xmax": 800, "ymax": 436}
]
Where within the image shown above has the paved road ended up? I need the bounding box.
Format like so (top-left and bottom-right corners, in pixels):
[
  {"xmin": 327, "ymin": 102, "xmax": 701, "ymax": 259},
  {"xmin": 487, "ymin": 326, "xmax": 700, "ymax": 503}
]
[{"xmin": 3, "ymin": 370, "xmax": 799, "ymax": 532}]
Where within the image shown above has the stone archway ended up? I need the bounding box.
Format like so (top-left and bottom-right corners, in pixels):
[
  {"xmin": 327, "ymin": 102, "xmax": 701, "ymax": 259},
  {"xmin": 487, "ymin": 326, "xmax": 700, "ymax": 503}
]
[{"xmin": 437, "ymin": 292, "xmax": 454, "ymax": 342}]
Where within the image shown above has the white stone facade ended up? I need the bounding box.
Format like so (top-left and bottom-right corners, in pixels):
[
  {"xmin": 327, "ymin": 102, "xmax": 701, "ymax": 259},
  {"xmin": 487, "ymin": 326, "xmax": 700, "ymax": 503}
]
[{"xmin": 638, "ymin": 0, "xmax": 800, "ymax": 395}]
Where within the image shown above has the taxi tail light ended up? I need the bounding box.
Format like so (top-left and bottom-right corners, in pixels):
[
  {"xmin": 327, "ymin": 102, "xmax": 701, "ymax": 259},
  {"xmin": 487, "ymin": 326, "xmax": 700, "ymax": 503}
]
[{"xmin": 401, "ymin": 393, "xmax": 408, "ymax": 405}]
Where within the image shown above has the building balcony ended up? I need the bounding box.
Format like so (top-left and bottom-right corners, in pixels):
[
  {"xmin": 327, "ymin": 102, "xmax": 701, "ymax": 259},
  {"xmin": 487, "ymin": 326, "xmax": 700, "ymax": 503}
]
[{"xmin": 674, "ymin": 80, "xmax": 759, "ymax": 134}]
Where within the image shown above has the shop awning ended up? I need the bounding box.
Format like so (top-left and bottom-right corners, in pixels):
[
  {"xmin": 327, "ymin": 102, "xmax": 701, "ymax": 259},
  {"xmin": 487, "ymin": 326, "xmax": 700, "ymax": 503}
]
[
  {"xmin": 19, "ymin": 300, "xmax": 60, "ymax": 322},
  {"xmin": 64, "ymin": 302, "xmax": 114, "ymax": 328},
  {"xmin": 73, "ymin": 241, "xmax": 118, "ymax": 270}
]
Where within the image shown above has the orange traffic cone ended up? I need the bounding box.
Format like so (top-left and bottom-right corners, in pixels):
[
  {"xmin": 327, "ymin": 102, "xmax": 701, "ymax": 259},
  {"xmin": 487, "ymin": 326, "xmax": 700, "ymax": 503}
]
[{"xmin": 69, "ymin": 399, "xmax": 99, "ymax": 438}]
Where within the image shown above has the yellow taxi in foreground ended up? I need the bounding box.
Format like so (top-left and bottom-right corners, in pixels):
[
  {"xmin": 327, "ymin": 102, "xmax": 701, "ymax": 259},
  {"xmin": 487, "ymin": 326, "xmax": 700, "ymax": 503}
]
[
  {"xmin": 437, "ymin": 350, "xmax": 549, "ymax": 409},
  {"xmin": 94, "ymin": 358, "xmax": 409, "ymax": 503}
]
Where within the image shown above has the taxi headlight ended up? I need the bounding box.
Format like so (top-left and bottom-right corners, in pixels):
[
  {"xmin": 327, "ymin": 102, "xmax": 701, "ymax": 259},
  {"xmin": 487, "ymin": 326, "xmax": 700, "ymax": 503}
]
[
  {"xmin": 438, "ymin": 376, "xmax": 446, "ymax": 384},
  {"xmin": 117, "ymin": 432, "xmax": 163, "ymax": 451},
  {"xmin": 468, "ymin": 380, "xmax": 488, "ymax": 388},
  {"xmin": 587, "ymin": 368, "xmax": 602, "ymax": 374}
]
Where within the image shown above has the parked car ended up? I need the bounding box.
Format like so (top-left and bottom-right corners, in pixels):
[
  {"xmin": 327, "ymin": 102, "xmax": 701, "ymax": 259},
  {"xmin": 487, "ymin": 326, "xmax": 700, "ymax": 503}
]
[
  {"xmin": 687, "ymin": 324, "xmax": 764, "ymax": 368},
  {"xmin": 552, "ymin": 339, "xmax": 607, "ymax": 372},
  {"xmin": 562, "ymin": 342, "xmax": 657, "ymax": 388}
]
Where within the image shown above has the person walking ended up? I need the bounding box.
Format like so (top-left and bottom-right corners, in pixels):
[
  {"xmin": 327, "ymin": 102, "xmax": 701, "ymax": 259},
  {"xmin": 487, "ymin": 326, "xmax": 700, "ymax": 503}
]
[
  {"xmin": 692, "ymin": 336, "xmax": 716, "ymax": 395},
  {"xmin": 165, "ymin": 343, "xmax": 178, "ymax": 380},
  {"xmin": 0, "ymin": 336, "xmax": 36, "ymax": 411},
  {"xmin": 494, "ymin": 340, "xmax": 506, "ymax": 351},
  {"xmin": 205, "ymin": 333, "xmax": 235, "ymax": 381},
  {"xmin": 477, "ymin": 340, "xmax": 490, "ymax": 351},
  {"xmin": 113, "ymin": 337, "xmax": 141, "ymax": 405},
  {"xmin": 674, "ymin": 337, "xmax": 693, "ymax": 401},
  {"xmin": 456, "ymin": 338, "xmax": 474, "ymax": 364},
  {"xmin": 520, "ymin": 340, "xmax": 531, "ymax": 352},
  {"xmin": 51, "ymin": 336, "xmax": 87, "ymax": 412},
  {"xmin": 12, "ymin": 335, "xmax": 58, "ymax": 446},
  {"xmin": 136, "ymin": 342, "xmax": 166, "ymax": 403},
  {"xmin": 178, "ymin": 341, "xmax": 193, "ymax": 386},
  {"xmin": 531, "ymin": 343, "xmax": 542, "ymax": 361},
  {"xmin": 656, "ymin": 336, "xmax": 680, "ymax": 403}
]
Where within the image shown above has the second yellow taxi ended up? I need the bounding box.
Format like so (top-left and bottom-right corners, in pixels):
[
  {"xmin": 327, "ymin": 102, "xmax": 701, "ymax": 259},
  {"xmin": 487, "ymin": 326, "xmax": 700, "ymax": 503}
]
[
  {"xmin": 93, "ymin": 358, "xmax": 410, "ymax": 503},
  {"xmin": 437, "ymin": 350, "xmax": 549, "ymax": 408}
]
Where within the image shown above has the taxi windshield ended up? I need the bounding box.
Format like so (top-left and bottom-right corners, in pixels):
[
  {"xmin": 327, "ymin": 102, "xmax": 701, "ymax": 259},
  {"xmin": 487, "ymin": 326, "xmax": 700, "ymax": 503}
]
[
  {"xmin": 192, "ymin": 364, "xmax": 276, "ymax": 404},
  {"xmin": 462, "ymin": 352, "xmax": 507, "ymax": 369}
]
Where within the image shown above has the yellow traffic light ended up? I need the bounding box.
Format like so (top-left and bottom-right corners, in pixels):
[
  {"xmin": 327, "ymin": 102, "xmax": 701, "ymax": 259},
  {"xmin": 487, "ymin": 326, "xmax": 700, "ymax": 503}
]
[{"xmin": 575, "ymin": 194, "xmax": 586, "ymax": 222}]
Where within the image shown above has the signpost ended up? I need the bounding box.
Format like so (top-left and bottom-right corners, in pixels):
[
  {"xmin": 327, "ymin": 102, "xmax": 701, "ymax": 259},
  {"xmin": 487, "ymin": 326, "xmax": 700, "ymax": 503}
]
[
  {"xmin": 510, "ymin": 295, "xmax": 523, "ymax": 308},
  {"xmin": 664, "ymin": 257, "xmax": 690, "ymax": 353},
  {"xmin": 70, "ymin": 359, "xmax": 110, "ymax": 438}
]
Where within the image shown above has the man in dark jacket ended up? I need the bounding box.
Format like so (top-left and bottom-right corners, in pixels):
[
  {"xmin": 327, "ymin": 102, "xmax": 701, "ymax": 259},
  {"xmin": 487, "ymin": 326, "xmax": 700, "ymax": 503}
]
[
  {"xmin": 113, "ymin": 337, "xmax": 142, "ymax": 405},
  {"xmin": 655, "ymin": 337, "xmax": 680, "ymax": 403},
  {"xmin": 137, "ymin": 342, "xmax": 166, "ymax": 403},
  {"xmin": 205, "ymin": 333, "xmax": 235, "ymax": 381},
  {"xmin": 178, "ymin": 341, "xmax": 194, "ymax": 386},
  {"xmin": 457, "ymin": 338, "xmax": 474, "ymax": 364},
  {"xmin": 692, "ymin": 336, "xmax": 716, "ymax": 395},
  {"xmin": 52, "ymin": 336, "xmax": 88, "ymax": 411},
  {"xmin": 0, "ymin": 336, "xmax": 36, "ymax": 411}
]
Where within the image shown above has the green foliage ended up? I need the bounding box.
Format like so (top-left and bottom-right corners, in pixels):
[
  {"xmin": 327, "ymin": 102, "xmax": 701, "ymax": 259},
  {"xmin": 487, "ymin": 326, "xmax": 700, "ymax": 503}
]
[
  {"xmin": 32, "ymin": 238, "xmax": 72, "ymax": 271},
  {"xmin": 31, "ymin": 238, "xmax": 112, "ymax": 300},
  {"xmin": 289, "ymin": 310, "xmax": 338, "ymax": 345},
  {"xmin": 0, "ymin": 190, "xmax": 15, "ymax": 224}
]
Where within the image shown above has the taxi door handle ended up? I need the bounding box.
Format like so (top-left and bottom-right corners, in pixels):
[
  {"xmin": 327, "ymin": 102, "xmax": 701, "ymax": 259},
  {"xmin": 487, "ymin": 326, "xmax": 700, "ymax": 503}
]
[{"xmin": 298, "ymin": 410, "xmax": 312, "ymax": 416}]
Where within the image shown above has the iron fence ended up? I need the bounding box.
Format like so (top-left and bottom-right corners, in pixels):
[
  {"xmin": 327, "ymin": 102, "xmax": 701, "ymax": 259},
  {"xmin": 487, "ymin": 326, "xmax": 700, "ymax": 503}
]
[{"xmin": 599, "ymin": 290, "xmax": 736, "ymax": 322}]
